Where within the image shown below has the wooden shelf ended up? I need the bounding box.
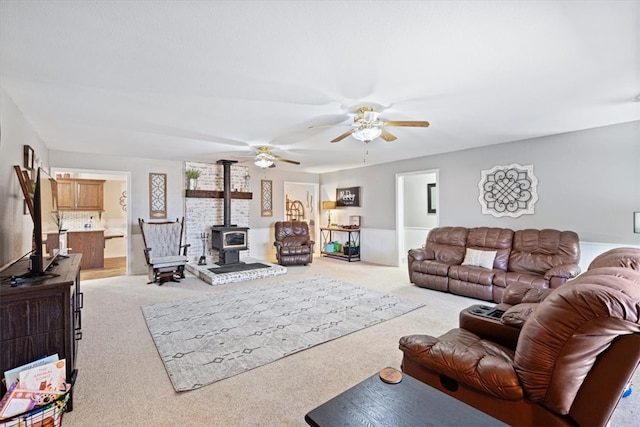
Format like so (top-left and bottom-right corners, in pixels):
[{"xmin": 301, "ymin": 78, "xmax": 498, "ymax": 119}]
[{"xmin": 185, "ymin": 190, "xmax": 253, "ymax": 199}]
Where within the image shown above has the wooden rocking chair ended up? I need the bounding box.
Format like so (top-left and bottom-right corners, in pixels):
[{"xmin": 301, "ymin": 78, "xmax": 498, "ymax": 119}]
[{"xmin": 139, "ymin": 217, "xmax": 189, "ymax": 285}]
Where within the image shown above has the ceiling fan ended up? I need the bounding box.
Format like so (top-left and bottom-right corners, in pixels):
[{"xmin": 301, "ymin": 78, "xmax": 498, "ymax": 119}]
[
  {"xmin": 312, "ymin": 106, "xmax": 430, "ymax": 143},
  {"xmin": 252, "ymin": 146, "xmax": 301, "ymax": 168}
]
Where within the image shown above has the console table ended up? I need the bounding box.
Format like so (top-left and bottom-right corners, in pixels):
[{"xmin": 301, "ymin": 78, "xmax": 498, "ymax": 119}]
[
  {"xmin": 320, "ymin": 227, "xmax": 360, "ymax": 262},
  {"xmin": 0, "ymin": 254, "xmax": 83, "ymax": 411}
]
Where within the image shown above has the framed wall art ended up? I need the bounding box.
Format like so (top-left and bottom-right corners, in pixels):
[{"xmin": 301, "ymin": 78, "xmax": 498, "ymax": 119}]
[
  {"xmin": 23, "ymin": 145, "xmax": 34, "ymax": 171},
  {"xmin": 478, "ymin": 163, "xmax": 538, "ymax": 218},
  {"xmin": 149, "ymin": 172, "xmax": 167, "ymax": 219},
  {"xmin": 261, "ymin": 179, "xmax": 273, "ymax": 217},
  {"xmin": 336, "ymin": 186, "xmax": 360, "ymax": 207},
  {"xmin": 427, "ymin": 183, "xmax": 436, "ymax": 214}
]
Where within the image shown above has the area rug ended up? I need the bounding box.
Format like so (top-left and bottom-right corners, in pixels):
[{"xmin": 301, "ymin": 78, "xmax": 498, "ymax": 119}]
[
  {"xmin": 141, "ymin": 275, "xmax": 424, "ymax": 392},
  {"xmin": 208, "ymin": 262, "xmax": 270, "ymax": 274}
]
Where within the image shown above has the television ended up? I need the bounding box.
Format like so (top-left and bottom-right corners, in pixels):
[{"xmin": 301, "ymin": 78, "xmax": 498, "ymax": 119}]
[{"xmin": 29, "ymin": 167, "xmax": 60, "ymax": 276}]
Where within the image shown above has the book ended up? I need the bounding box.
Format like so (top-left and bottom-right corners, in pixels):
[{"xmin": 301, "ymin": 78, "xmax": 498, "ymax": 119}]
[
  {"xmin": 0, "ymin": 359, "xmax": 69, "ymax": 421},
  {"xmin": 3, "ymin": 354, "xmax": 59, "ymax": 390},
  {"xmin": 0, "ymin": 381, "xmax": 65, "ymax": 420},
  {"xmin": 18, "ymin": 359, "xmax": 67, "ymax": 394}
]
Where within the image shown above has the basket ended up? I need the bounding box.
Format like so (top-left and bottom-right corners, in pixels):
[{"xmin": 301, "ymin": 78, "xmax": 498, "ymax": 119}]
[
  {"xmin": 0, "ymin": 392, "xmax": 69, "ymax": 427},
  {"xmin": 343, "ymin": 246, "xmax": 360, "ymax": 256}
]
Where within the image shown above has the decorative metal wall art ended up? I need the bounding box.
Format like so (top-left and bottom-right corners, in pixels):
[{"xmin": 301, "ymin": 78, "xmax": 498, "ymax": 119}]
[
  {"xmin": 120, "ymin": 190, "xmax": 127, "ymax": 212},
  {"xmin": 478, "ymin": 163, "xmax": 538, "ymax": 218},
  {"xmin": 261, "ymin": 180, "xmax": 273, "ymax": 217},
  {"xmin": 149, "ymin": 173, "xmax": 167, "ymax": 219}
]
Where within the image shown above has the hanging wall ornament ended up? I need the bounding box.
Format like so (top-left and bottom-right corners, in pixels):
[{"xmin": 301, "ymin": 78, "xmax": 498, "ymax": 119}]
[{"xmin": 478, "ymin": 163, "xmax": 538, "ymax": 218}]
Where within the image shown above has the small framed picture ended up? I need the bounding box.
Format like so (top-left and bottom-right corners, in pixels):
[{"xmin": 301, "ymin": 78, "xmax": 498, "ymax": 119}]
[
  {"xmin": 23, "ymin": 145, "xmax": 34, "ymax": 170},
  {"xmin": 427, "ymin": 183, "xmax": 437, "ymax": 214},
  {"xmin": 336, "ymin": 186, "xmax": 360, "ymax": 207}
]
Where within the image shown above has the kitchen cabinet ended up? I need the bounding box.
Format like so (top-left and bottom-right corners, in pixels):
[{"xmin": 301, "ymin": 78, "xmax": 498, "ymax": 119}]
[
  {"xmin": 57, "ymin": 178, "xmax": 105, "ymax": 211},
  {"xmin": 68, "ymin": 231, "xmax": 105, "ymax": 269}
]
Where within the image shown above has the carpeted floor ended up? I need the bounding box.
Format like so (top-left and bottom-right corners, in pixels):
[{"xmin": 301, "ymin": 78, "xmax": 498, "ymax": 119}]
[
  {"xmin": 142, "ymin": 275, "xmax": 424, "ymax": 391},
  {"xmin": 62, "ymin": 257, "xmax": 639, "ymax": 426}
]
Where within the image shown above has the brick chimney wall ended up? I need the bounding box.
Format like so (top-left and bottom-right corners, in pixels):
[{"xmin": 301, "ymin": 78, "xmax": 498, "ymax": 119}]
[{"xmin": 184, "ymin": 161, "xmax": 250, "ymax": 263}]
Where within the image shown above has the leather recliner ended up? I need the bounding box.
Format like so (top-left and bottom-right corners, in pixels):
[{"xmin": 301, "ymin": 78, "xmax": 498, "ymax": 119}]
[
  {"xmin": 459, "ymin": 247, "xmax": 640, "ymax": 350},
  {"xmin": 399, "ymin": 265, "xmax": 640, "ymax": 427},
  {"xmin": 273, "ymin": 221, "xmax": 314, "ymax": 266}
]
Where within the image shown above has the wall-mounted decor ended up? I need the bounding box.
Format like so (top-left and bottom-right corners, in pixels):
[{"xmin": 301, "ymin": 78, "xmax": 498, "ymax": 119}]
[
  {"xmin": 261, "ymin": 180, "xmax": 273, "ymax": 217},
  {"xmin": 149, "ymin": 173, "xmax": 167, "ymax": 219},
  {"xmin": 23, "ymin": 145, "xmax": 34, "ymax": 171},
  {"xmin": 478, "ymin": 163, "xmax": 538, "ymax": 218},
  {"xmin": 336, "ymin": 186, "xmax": 360, "ymax": 207},
  {"xmin": 427, "ymin": 183, "xmax": 437, "ymax": 214},
  {"xmin": 120, "ymin": 190, "xmax": 127, "ymax": 212}
]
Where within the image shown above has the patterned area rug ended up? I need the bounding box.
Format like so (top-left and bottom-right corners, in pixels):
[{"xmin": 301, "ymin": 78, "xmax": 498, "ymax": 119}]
[{"xmin": 141, "ymin": 276, "xmax": 424, "ymax": 392}]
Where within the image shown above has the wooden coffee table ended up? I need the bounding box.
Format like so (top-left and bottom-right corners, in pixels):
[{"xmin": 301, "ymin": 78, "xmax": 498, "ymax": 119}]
[{"xmin": 305, "ymin": 369, "xmax": 507, "ymax": 427}]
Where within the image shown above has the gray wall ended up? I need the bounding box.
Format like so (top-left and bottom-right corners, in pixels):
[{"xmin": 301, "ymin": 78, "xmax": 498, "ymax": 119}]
[{"xmin": 321, "ymin": 120, "xmax": 640, "ymax": 245}]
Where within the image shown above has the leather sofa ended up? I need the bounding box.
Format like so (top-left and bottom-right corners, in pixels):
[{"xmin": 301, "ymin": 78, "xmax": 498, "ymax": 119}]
[
  {"xmin": 407, "ymin": 226, "xmax": 581, "ymax": 302},
  {"xmin": 273, "ymin": 221, "xmax": 314, "ymax": 266},
  {"xmin": 399, "ymin": 264, "xmax": 640, "ymax": 426}
]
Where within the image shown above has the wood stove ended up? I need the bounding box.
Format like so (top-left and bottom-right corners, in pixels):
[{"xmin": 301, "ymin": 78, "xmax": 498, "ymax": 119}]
[{"xmin": 211, "ymin": 160, "xmax": 249, "ymax": 266}]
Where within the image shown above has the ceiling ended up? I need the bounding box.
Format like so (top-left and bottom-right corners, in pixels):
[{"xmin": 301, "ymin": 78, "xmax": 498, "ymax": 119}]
[{"xmin": 1, "ymin": 1, "xmax": 638, "ymax": 174}]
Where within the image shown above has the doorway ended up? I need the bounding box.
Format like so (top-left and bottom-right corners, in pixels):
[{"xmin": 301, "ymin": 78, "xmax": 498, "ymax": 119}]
[
  {"xmin": 396, "ymin": 169, "xmax": 438, "ymax": 266},
  {"xmin": 51, "ymin": 167, "xmax": 131, "ymax": 279}
]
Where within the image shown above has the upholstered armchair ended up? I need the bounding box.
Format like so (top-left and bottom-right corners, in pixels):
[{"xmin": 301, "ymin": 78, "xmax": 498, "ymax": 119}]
[
  {"xmin": 399, "ymin": 265, "xmax": 640, "ymax": 426},
  {"xmin": 273, "ymin": 221, "xmax": 314, "ymax": 266},
  {"xmin": 139, "ymin": 217, "xmax": 189, "ymax": 284}
]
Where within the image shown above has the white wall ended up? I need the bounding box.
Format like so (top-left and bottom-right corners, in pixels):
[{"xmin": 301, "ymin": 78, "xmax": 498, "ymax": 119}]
[{"xmin": 0, "ymin": 90, "xmax": 51, "ymax": 267}]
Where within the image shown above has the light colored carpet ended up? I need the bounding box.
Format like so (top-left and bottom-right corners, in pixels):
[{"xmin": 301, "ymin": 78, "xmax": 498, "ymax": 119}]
[
  {"xmin": 62, "ymin": 258, "xmax": 639, "ymax": 426},
  {"xmin": 142, "ymin": 276, "xmax": 424, "ymax": 391}
]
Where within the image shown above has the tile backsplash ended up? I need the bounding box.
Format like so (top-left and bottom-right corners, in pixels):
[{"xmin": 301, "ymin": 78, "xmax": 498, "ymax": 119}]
[{"xmin": 59, "ymin": 211, "xmax": 103, "ymax": 231}]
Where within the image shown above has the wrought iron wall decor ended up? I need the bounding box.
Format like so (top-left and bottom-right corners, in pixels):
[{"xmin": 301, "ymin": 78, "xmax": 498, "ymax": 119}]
[
  {"xmin": 478, "ymin": 163, "xmax": 538, "ymax": 218},
  {"xmin": 120, "ymin": 190, "xmax": 127, "ymax": 212},
  {"xmin": 261, "ymin": 179, "xmax": 273, "ymax": 217},
  {"xmin": 149, "ymin": 172, "xmax": 167, "ymax": 219}
]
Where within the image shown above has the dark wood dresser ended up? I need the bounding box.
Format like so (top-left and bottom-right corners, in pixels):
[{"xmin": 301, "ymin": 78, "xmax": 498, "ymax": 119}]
[{"xmin": 0, "ymin": 254, "xmax": 83, "ymax": 410}]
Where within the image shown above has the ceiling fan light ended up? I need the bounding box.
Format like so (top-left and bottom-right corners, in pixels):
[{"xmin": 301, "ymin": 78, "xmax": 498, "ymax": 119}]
[
  {"xmin": 352, "ymin": 125, "xmax": 383, "ymax": 142},
  {"xmin": 254, "ymin": 154, "xmax": 274, "ymax": 168}
]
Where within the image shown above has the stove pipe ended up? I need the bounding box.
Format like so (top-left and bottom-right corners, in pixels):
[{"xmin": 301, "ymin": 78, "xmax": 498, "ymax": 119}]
[{"xmin": 217, "ymin": 159, "xmax": 236, "ymax": 226}]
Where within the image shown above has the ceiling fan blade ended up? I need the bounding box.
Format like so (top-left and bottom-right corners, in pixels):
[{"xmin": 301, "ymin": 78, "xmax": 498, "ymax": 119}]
[
  {"xmin": 331, "ymin": 129, "xmax": 355, "ymax": 143},
  {"xmin": 381, "ymin": 129, "xmax": 397, "ymax": 142},
  {"xmin": 383, "ymin": 120, "xmax": 430, "ymax": 127},
  {"xmin": 273, "ymin": 156, "xmax": 301, "ymax": 165},
  {"xmin": 309, "ymin": 124, "xmax": 350, "ymax": 129}
]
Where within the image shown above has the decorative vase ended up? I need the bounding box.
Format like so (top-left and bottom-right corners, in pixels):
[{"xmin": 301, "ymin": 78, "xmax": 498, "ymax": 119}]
[{"xmin": 188, "ymin": 178, "xmax": 198, "ymax": 190}]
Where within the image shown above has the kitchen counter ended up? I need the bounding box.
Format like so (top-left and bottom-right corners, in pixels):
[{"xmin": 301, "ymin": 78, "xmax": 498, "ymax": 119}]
[{"xmin": 46, "ymin": 229, "xmax": 105, "ymax": 270}]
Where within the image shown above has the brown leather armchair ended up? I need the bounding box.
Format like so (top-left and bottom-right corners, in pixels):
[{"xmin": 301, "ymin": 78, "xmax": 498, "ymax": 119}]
[
  {"xmin": 274, "ymin": 221, "xmax": 314, "ymax": 266},
  {"xmin": 399, "ymin": 266, "xmax": 640, "ymax": 427}
]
